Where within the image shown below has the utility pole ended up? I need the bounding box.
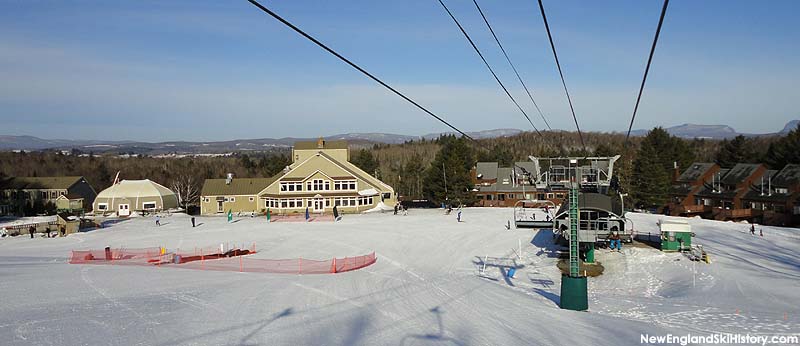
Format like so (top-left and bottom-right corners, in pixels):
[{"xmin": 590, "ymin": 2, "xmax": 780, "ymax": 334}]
[{"xmin": 443, "ymin": 162, "xmax": 448, "ymax": 202}]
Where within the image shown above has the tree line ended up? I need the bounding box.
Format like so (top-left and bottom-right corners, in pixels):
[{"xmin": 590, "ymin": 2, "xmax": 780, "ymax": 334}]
[{"xmin": 1, "ymin": 124, "xmax": 796, "ymax": 213}]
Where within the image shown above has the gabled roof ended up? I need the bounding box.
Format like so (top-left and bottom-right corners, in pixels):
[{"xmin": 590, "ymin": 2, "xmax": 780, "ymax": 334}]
[
  {"xmin": 677, "ymin": 163, "xmax": 716, "ymax": 183},
  {"xmin": 476, "ymin": 162, "xmax": 499, "ymax": 180},
  {"xmin": 293, "ymin": 140, "xmax": 348, "ymax": 150},
  {"xmin": 721, "ymin": 163, "xmax": 762, "ymax": 185},
  {"xmin": 202, "ymin": 177, "xmax": 277, "ymax": 196},
  {"xmin": 772, "ymin": 164, "xmax": 800, "ymax": 188},
  {"xmin": 260, "ymin": 151, "xmax": 393, "ymax": 196},
  {"xmin": 0, "ymin": 176, "xmax": 85, "ymax": 190}
]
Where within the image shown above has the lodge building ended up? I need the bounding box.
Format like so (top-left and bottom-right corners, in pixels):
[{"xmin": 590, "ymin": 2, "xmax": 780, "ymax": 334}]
[{"xmin": 199, "ymin": 139, "xmax": 396, "ymax": 215}]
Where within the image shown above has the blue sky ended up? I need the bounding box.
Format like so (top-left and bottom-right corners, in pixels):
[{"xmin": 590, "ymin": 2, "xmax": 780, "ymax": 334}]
[{"xmin": 1, "ymin": 0, "xmax": 798, "ymax": 141}]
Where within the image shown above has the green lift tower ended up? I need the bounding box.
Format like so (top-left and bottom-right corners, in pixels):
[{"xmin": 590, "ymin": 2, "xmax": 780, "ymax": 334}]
[{"xmin": 560, "ymin": 184, "xmax": 588, "ymax": 311}]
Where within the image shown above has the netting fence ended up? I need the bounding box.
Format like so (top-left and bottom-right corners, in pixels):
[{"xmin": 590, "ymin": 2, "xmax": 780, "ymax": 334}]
[{"xmin": 68, "ymin": 245, "xmax": 375, "ymax": 274}]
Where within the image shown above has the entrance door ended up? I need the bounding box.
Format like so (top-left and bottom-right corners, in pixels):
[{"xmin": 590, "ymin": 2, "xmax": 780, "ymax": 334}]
[
  {"xmin": 217, "ymin": 200, "xmax": 224, "ymax": 213},
  {"xmin": 313, "ymin": 198, "xmax": 324, "ymax": 212},
  {"xmin": 118, "ymin": 204, "xmax": 130, "ymax": 216}
]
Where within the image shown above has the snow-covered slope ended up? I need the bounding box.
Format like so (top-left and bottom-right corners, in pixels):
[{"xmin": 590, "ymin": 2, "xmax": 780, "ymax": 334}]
[{"xmin": 0, "ymin": 209, "xmax": 796, "ymax": 345}]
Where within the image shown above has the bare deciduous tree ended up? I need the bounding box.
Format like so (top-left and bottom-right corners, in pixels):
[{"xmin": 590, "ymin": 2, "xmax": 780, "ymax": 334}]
[{"xmin": 171, "ymin": 175, "xmax": 199, "ymax": 209}]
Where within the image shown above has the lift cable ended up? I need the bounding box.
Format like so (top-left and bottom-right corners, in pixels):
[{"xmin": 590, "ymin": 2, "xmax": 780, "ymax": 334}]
[
  {"xmin": 436, "ymin": 0, "xmax": 543, "ymax": 137},
  {"xmin": 536, "ymin": 0, "xmax": 586, "ymax": 153},
  {"xmin": 244, "ymin": 0, "xmax": 474, "ymax": 141},
  {"xmin": 624, "ymin": 0, "xmax": 670, "ymax": 146},
  {"xmin": 471, "ymin": 0, "xmax": 552, "ymax": 131}
]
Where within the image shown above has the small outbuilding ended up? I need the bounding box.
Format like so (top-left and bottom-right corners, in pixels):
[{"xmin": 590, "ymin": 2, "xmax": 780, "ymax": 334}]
[
  {"xmin": 659, "ymin": 219, "xmax": 693, "ymax": 251},
  {"xmin": 93, "ymin": 179, "xmax": 178, "ymax": 216}
]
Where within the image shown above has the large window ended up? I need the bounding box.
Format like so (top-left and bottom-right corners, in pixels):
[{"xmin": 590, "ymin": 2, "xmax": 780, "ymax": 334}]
[
  {"xmin": 280, "ymin": 182, "xmax": 303, "ymax": 192},
  {"xmin": 267, "ymin": 198, "xmax": 304, "ymax": 209},
  {"xmin": 143, "ymin": 202, "xmax": 157, "ymax": 210},
  {"xmin": 334, "ymin": 180, "xmax": 357, "ymax": 191},
  {"xmin": 97, "ymin": 203, "xmax": 108, "ymax": 211}
]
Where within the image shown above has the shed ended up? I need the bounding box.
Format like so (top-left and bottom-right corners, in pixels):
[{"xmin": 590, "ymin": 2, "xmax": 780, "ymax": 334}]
[{"xmin": 659, "ymin": 219, "xmax": 693, "ymax": 251}]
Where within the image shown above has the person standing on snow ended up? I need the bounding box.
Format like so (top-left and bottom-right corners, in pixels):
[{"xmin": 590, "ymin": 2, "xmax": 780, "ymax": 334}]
[
  {"xmin": 750, "ymin": 224, "xmax": 755, "ymax": 235},
  {"xmin": 155, "ymin": 215, "xmax": 161, "ymax": 227}
]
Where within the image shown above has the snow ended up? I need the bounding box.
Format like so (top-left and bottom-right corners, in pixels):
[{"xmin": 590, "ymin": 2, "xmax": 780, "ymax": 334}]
[{"xmin": 0, "ymin": 208, "xmax": 797, "ymax": 345}]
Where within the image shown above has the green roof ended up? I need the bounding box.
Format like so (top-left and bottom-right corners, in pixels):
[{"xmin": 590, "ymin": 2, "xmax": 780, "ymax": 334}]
[
  {"xmin": 201, "ymin": 177, "xmax": 277, "ymax": 196},
  {"xmin": 0, "ymin": 176, "xmax": 85, "ymax": 190},
  {"xmin": 293, "ymin": 140, "xmax": 349, "ymax": 150}
]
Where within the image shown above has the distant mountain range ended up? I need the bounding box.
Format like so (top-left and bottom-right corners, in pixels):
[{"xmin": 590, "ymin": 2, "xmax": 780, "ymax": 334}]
[
  {"xmin": 0, "ymin": 129, "xmax": 525, "ymax": 154},
  {"xmin": 1, "ymin": 121, "xmax": 796, "ymax": 154},
  {"xmin": 628, "ymin": 120, "xmax": 798, "ymax": 139}
]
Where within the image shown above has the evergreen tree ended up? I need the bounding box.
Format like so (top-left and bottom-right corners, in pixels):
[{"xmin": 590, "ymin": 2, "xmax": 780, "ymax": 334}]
[
  {"xmin": 631, "ymin": 127, "xmax": 695, "ymax": 209},
  {"xmin": 350, "ymin": 149, "xmax": 379, "ymax": 176},
  {"xmin": 764, "ymin": 124, "xmax": 800, "ymax": 169},
  {"xmin": 715, "ymin": 135, "xmax": 759, "ymax": 167},
  {"xmin": 422, "ymin": 136, "xmax": 476, "ymax": 205}
]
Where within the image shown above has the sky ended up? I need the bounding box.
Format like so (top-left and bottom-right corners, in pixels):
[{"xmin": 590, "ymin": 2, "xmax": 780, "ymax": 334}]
[{"xmin": 0, "ymin": 0, "xmax": 798, "ymax": 142}]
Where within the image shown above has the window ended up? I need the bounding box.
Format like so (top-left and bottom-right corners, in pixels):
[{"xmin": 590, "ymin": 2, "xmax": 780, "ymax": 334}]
[
  {"xmin": 280, "ymin": 182, "xmax": 303, "ymax": 192},
  {"xmin": 477, "ymin": 195, "xmax": 484, "ymax": 200},
  {"xmin": 143, "ymin": 202, "xmax": 157, "ymax": 209},
  {"xmin": 204, "ymin": 197, "xmax": 210, "ymax": 203},
  {"xmin": 334, "ymin": 180, "xmax": 357, "ymax": 191},
  {"xmin": 230, "ymin": 197, "xmax": 235, "ymax": 202},
  {"xmin": 776, "ymin": 188, "xmax": 789, "ymax": 194},
  {"xmin": 507, "ymin": 193, "xmax": 515, "ymax": 199},
  {"xmin": 487, "ymin": 195, "xmax": 494, "ymax": 201},
  {"xmin": 498, "ymin": 194, "xmax": 505, "ymax": 201},
  {"xmin": 97, "ymin": 203, "xmax": 108, "ymax": 211},
  {"xmin": 249, "ymin": 197, "xmax": 255, "ymax": 202}
]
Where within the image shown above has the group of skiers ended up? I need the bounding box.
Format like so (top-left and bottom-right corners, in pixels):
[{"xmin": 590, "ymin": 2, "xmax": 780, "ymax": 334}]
[
  {"xmin": 393, "ymin": 202, "xmax": 408, "ymax": 216},
  {"xmin": 26, "ymin": 224, "xmax": 67, "ymax": 238},
  {"xmin": 750, "ymin": 224, "xmax": 763, "ymax": 237}
]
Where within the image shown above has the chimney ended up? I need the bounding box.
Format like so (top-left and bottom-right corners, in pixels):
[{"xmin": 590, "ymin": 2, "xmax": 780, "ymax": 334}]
[
  {"xmin": 672, "ymin": 162, "xmax": 680, "ymax": 182},
  {"xmin": 226, "ymin": 173, "xmax": 234, "ymax": 185},
  {"xmin": 316, "ymin": 137, "xmax": 324, "ymax": 149}
]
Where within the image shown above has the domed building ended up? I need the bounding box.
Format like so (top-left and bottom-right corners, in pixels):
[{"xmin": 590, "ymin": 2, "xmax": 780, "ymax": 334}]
[{"xmin": 93, "ymin": 179, "xmax": 178, "ymax": 216}]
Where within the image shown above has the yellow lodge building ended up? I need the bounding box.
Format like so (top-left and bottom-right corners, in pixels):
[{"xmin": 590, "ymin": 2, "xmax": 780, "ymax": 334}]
[{"xmin": 200, "ymin": 139, "xmax": 396, "ymax": 215}]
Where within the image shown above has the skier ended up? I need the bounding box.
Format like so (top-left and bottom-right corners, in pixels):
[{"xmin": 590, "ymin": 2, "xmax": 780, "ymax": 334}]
[
  {"xmin": 457, "ymin": 207, "xmax": 462, "ymax": 222},
  {"xmin": 155, "ymin": 215, "xmax": 161, "ymax": 227},
  {"xmin": 750, "ymin": 224, "xmax": 755, "ymax": 235},
  {"xmin": 191, "ymin": 216, "xmax": 196, "ymax": 228},
  {"xmin": 28, "ymin": 225, "xmax": 35, "ymax": 239},
  {"xmin": 609, "ymin": 231, "xmax": 621, "ymax": 251}
]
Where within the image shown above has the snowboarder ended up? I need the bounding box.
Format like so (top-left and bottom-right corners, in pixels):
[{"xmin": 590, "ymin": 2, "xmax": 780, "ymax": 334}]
[
  {"xmin": 191, "ymin": 217, "xmax": 196, "ymax": 228},
  {"xmin": 333, "ymin": 205, "xmax": 341, "ymax": 221},
  {"xmin": 155, "ymin": 215, "xmax": 161, "ymax": 226},
  {"xmin": 457, "ymin": 208, "xmax": 462, "ymax": 222},
  {"xmin": 28, "ymin": 225, "xmax": 35, "ymax": 239}
]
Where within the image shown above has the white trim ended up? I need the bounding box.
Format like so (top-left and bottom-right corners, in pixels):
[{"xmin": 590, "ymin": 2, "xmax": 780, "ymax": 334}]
[{"xmin": 142, "ymin": 201, "xmax": 157, "ymax": 210}]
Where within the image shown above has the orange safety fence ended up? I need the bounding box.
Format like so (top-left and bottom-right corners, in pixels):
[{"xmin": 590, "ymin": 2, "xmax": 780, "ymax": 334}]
[{"xmin": 68, "ymin": 246, "xmax": 376, "ymax": 274}]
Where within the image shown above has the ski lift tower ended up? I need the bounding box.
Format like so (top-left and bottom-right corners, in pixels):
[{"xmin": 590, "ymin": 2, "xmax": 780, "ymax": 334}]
[{"xmin": 559, "ymin": 159, "xmax": 588, "ymax": 311}]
